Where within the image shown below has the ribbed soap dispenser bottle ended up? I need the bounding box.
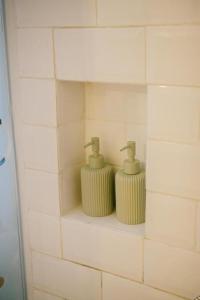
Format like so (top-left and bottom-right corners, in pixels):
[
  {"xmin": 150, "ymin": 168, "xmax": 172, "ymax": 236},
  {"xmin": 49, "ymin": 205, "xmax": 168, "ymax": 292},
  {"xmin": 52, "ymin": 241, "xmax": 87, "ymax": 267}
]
[
  {"xmin": 81, "ymin": 137, "xmax": 114, "ymax": 217},
  {"xmin": 115, "ymin": 141, "xmax": 145, "ymax": 224}
]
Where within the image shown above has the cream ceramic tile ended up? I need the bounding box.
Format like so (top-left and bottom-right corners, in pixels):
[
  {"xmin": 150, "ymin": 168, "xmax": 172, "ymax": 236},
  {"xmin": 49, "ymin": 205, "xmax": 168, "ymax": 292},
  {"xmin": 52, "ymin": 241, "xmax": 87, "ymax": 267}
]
[
  {"xmin": 147, "ymin": 26, "xmax": 200, "ymax": 85},
  {"xmin": 23, "ymin": 125, "xmax": 58, "ymax": 172},
  {"xmin": 60, "ymin": 165, "xmax": 81, "ymax": 215},
  {"xmin": 98, "ymin": 0, "xmax": 200, "ymax": 26},
  {"xmin": 61, "ymin": 209, "xmax": 144, "ymax": 282},
  {"xmin": 57, "ymin": 81, "xmax": 84, "ymax": 125},
  {"xmin": 20, "ymin": 79, "xmax": 57, "ymax": 126},
  {"xmin": 85, "ymin": 83, "xmax": 124, "ymax": 121},
  {"xmin": 85, "ymin": 83, "xmax": 146, "ymax": 123},
  {"xmin": 33, "ymin": 289, "xmax": 64, "ymax": 300},
  {"xmin": 145, "ymin": 0, "xmax": 200, "ymax": 25},
  {"xmin": 54, "ymin": 28, "xmax": 145, "ymax": 84},
  {"xmin": 85, "ymin": 120, "xmax": 125, "ymax": 165},
  {"xmin": 146, "ymin": 141, "xmax": 200, "ymax": 200},
  {"xmin": 97, "ymin": 0, "xmax": 146, "ymax": 26},
  {"xmin": 25, "ymin": 169, "xmax": 60, "ymax": 216},
  {"xmin": 144, "ymin": 240, "xmax": 200, "ymax": 299},
  {"xmin": 18, "ymin": 29, "xmax": 54, "ymax": 78},
  {"xmin": 124, "ymin": 86, "xmax": 147, "ymax": 124},
  {"xmin": 146, "ymin": 192, "xmax": 196, "ymax": 249},
  {"xmin": 15, "ymin": 0, "xmax": 96, "ymax": 27},
  {"xmin": 102, "ymin": 273, "xmax": 184, "ymax": 300},
  {"xmin": 148, "ymin": 85, "xmax": 200, "ymax": 142},
  {"xmin": 58, "ymin": 121, "xmax": 84, "ymax": 170},
  {"xmin": 125, "ymin": 124, "xmax": 146, "ymax": 163},
  {"xmin": 28, "ymin": 212, "xmax": 61, "ymax": 257},
  {"xmin": 32, "ymin": 252, "xmax": 101, "ymax": 300}
]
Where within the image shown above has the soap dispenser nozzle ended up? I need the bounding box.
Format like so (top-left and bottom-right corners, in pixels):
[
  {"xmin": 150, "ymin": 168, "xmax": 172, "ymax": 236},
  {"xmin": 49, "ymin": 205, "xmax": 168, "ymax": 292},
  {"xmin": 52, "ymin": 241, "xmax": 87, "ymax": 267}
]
[
  {"xmin": 84, "ymin": 137, "xmax": 99, "ymax": 157},
  {"xmin": 120, "ymin": 141, "xmax": 140, "ymax": 175},
  {"xmin": 120, "ymin": 141, "xmax": 136, "ymax": 161},
  {"xmin": 84, "ymin": 137, "xmax": 104, "ymax": 169}
]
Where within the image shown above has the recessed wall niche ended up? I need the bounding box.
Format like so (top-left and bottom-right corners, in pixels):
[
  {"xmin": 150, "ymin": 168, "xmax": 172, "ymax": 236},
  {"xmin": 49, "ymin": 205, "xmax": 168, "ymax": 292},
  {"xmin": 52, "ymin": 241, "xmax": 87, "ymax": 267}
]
[{"xmin": 56, "ymin": 80, "xmax": 147, "ymax": 216}]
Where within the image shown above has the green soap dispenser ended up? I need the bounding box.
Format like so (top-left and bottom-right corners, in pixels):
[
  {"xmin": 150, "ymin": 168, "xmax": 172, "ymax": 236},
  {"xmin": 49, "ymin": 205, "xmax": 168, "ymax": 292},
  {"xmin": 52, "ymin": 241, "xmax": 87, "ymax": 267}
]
[
  {"xmin": 81, "ymin": 137, "xmax": 114, "ymax": 217},
  {"xmin": 115, "ymin": 141, "xmax": 145, "ymax": 225}
]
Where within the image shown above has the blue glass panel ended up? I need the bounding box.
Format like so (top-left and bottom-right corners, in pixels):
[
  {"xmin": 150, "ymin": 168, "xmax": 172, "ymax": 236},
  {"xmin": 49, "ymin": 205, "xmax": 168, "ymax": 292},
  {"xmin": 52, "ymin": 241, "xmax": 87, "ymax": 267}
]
[{"xmin": 0, "ymin": 1, "xmax": 26, "ymax": 299}]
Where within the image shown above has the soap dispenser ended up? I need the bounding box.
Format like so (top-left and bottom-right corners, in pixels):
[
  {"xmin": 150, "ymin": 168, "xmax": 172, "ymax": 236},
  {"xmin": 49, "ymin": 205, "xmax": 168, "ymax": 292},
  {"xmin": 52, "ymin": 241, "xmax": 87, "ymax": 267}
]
[
  {"xmin": 115, "ymin": 141, "xmax": 145, "ymax": 225},
  {"xmin": 81, "ymin": 137, "xmax": 114, "ymax": 217}
]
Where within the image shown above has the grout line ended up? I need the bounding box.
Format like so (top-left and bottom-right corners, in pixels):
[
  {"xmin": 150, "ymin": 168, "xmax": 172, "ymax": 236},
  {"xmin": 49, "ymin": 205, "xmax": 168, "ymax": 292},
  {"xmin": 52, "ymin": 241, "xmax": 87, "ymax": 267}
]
[
  {"xmin": 194, "ymin": 200, "xmax": 199, "ymax": 251},
  {"xmin": 51, "ymin": 28, "xmax": 56, "ymax": 79},
  {"xmin": 59, "ymin": 215, "xmax": 64, "ymax": 259},
  {"xmin": 144, "ymin": 27, "xmax": 147, "ymax": 85},
  {"xmin": 100, "ymin": 271, "xmax": 103, "ymax": 300},
  {"xmin": 144, "ymin": 235, "xmax": 197, "ymax": 253},
  {"xmin": 24, "ymin": 161, "xmax": 82, "ymax": 175},
  {"xmin": 147, "ymin": 82, "xmax": 200, "ymax": 88},
  {"xmin": 18, "ymin": 76, "xmax": 200, "ymax": 89},
  {"xmin": 144, "ymin": 282, "xmax": 189, "ymax": 300},
  {"xmin": 146, "ymin": 189, "xmax": 200, "ymax": 203},
  {"xmin": 148, "ymin": 137, "xmax": 200, "ymax": 147},
  {"xmin": 17, "ymin": 23, "xmax": 200, "ymax": 29},
  {"xmin": 33, "ymin": 286, "xmax": 65, "ymax": 299},
  {"xmin": 95, "ymin": 0, "xmax": 98, "ymax": 27},
  {"xmin": 19, "ymin": 76, "xmax": 54, "ymax": 80}
]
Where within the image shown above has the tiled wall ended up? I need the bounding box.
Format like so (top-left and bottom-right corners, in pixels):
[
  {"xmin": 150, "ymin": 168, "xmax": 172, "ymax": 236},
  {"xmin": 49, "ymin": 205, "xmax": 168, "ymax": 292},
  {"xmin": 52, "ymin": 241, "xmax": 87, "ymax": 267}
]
[{"xmin": 5, "ymin": 0, "xmax": 200, "ymax": 299}]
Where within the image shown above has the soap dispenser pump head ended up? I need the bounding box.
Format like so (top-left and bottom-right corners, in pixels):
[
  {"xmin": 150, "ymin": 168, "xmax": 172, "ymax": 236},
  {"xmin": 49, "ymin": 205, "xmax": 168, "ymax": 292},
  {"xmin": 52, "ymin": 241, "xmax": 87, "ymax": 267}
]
[
  {"xmin": 84, "ymin": 137, "xmax": 104, "ymax": 169},
  {"xmin": 120, "ymin": 141, "xmax": 140, "ymax": 175},
  {"xmin": 84, "ymin": 137, "xmax": 100, "ymax": 157}
]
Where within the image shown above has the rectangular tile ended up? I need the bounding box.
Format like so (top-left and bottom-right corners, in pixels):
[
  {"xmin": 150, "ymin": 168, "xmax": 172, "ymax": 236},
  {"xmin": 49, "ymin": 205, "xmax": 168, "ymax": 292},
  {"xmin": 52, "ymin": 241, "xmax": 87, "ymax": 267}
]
[
  {"xmin": 146, "ymin": 192, "xmax": 196, "ymax": 249},
  {"xmin": 103, "ymin": 273, "xmax": 184, "ymax": 300},
  {"xmin": 148, "ymin": 85, "xmax": 200, "ymax": 142},
  {"xmin": 146, "ymin": 141, "xmax": 200, "ymax": 200},
  {"xmin": 58, "ymin": 121, "xmax": 84, "ymax": 170},
  {"xmin": 57, "ymin": 81, "xmax": 84, "ymax": 125},
  {"xmin": 144, "ymin": 240, "xmax": 200, "ymax": 299},
  {"xmin": 18, "ymin": 29, "xmax": 54, "ymax": 78},
  {"xmin": 20, "ymin": 79, "xmax": 57, "ymax": 126},
  {"xmin": 32, "ymin": 252, "xmax": 101, "ymax": 300},
  {"xmin": 54, "ymin": 28, "xmax": 145, "ymax": 84},
  {"xmin": 15, "ymin": 0, "xmax": 96, "ymax": 27},
  {"xmin": 60, "ymin": 165, "xmax": 81, "ymax": 215},
  {"xmin": 147, "ymin": 26, "xmax": 200, "ymax": 85},
  {"xmin": 98, "ymin": 0, "xmax": 200, "ymax": 26},
  {"xmin": 25, "ymin": 169, "xmax": 60, "ymax": 216},
  {"xmin": 28, "ymin": 212, "xmax": 61, "ymax": 257},
  {"xmin": 61, "ymin": 208, "xmax": 144, "ymax": 281}
]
